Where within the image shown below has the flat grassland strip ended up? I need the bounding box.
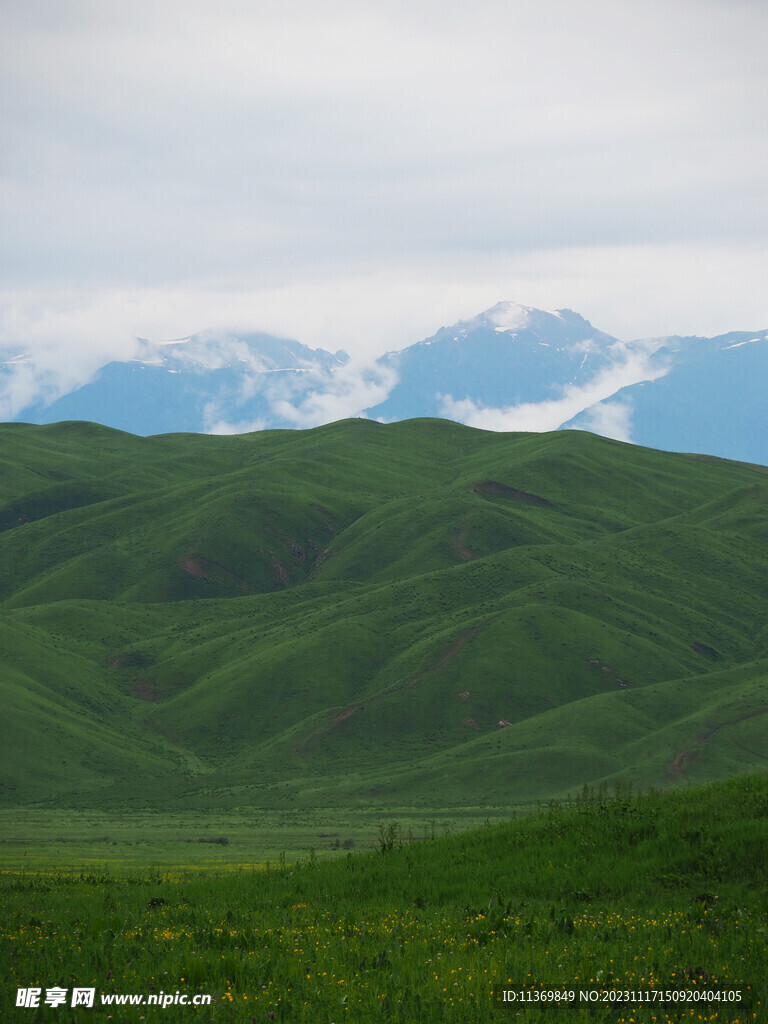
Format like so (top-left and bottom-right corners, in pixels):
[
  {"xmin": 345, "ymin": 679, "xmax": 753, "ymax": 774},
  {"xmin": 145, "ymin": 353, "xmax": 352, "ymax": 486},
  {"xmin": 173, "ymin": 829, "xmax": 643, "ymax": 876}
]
[
  {"xmin": 2, "ymin": 776, "xmax": 766, "ymax": 1022},
  {"xmin": 0, "ymin": 808, "xmax": 503, "ymax": 870}
]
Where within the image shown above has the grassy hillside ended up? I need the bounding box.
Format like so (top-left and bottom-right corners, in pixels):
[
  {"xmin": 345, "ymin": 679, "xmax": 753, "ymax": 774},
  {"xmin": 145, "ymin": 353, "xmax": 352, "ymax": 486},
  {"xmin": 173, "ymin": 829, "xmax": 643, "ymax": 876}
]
[{"xmin": 1, "ymin": 418, "xmax": 767, "ymax": 811}]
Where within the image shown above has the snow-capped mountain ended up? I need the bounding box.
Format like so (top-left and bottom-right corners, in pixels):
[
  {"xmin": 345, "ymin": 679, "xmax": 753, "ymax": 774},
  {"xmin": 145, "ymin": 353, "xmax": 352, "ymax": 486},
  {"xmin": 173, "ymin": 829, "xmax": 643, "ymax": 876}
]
[
  {"xmin": 3, "ymin": 302, "xmax": 767, "ymax": 465},
  {"xmin": 363, "ymin": 301, "xmax": 628, "ymax": 423}
]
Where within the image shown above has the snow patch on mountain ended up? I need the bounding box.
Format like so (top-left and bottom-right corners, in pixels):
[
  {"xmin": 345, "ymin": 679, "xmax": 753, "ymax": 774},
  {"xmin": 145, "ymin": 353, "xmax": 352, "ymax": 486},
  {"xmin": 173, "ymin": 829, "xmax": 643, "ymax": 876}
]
[
  {"xmin": 485, "ymin": 301, "xmax": 532, "ymax": 332},
  {"xmin": 725, "ymin": 337, "xmax": 762, "ymax": 349}
]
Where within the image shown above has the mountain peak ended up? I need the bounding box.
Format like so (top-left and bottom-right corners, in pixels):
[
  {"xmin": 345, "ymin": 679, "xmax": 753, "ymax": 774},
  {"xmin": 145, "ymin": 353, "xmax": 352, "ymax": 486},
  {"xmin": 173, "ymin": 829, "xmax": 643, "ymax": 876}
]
[
  {"xmin": 471, "ymin": 301, "xmax": 598, "ymax": 337},
  {"xmin": 481, "ymin": 300, "xmax": 534, "ymax": 332}
]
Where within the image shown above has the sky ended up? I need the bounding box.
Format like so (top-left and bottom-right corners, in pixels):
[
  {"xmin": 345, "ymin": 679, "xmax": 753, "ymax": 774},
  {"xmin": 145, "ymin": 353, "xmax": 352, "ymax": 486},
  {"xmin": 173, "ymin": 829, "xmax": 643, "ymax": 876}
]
[{"xmin": 1, "ymin": 0, "xmax": 767, "ymax": 420}]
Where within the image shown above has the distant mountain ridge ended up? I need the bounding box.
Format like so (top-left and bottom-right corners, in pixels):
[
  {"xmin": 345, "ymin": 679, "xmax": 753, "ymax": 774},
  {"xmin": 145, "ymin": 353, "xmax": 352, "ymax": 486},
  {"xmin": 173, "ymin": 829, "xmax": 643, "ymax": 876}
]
[
  {"xmin": 364, "ymin": 302, "xmax": 623, "ymax": 421},
  {"xmin": 564, "ymin": 330, "xmax": 768, "ymax": 466},
  {"xmin": 12, "ymin": 332, "xmax": 349, "ymax": 436},
  {"xmin": 3, "ymin": 301, "xmax": 767, "ymax": 463}
]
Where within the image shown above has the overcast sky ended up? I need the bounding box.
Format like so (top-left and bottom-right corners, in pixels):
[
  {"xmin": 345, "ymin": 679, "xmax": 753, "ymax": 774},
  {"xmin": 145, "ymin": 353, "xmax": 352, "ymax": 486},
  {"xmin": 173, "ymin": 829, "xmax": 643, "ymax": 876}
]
[{"xmin": 2, "ymin": 0, "xmax": 767, "ymax": 393}]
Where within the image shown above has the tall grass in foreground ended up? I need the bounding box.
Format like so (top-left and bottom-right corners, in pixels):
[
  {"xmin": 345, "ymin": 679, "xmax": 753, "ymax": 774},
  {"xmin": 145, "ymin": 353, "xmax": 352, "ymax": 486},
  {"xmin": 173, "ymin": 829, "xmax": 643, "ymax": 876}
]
[{"xmin": 2, "ymin": 775, "xmax": 766, "ymax": 1022}]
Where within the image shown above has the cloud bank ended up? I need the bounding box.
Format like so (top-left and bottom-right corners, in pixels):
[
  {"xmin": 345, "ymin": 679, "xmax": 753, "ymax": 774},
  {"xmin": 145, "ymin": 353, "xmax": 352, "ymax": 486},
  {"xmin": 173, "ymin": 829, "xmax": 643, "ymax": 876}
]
[
  {"xmin": 203, "ymin": 357, "xmax": 399, "ymax": 434},
  {"xmin": 438, "ymin": 346, "xmax": 667, "ymax": 438},
  {"xmin": 1, "ymin": 0, "xmax": 767, "ymax": 376}
]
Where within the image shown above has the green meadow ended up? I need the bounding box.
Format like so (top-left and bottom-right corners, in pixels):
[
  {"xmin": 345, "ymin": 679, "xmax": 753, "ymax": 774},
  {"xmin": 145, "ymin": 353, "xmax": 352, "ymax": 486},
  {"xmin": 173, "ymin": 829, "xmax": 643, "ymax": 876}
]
[
  {"xmin": 1, "ymin": 417, "xmax": 768, "ymax": 1020},
  {"xmin": 0, "ymin": 806, "xmax": 487, "ymax": 871},
  {"xmin": 2, "ymin": 777, "xmax": 766, "ymax": 1022}
]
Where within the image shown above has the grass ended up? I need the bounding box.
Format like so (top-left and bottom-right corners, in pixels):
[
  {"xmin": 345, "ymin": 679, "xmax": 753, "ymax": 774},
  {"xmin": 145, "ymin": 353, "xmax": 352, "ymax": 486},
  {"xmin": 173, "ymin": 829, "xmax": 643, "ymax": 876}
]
[
  {"xmin": 3, "ymin": 418, "xmax": 767, "ymax": 1020},
  {"xmin": 1, "ymin": 775, "xmax": 766, "ymax": 1021},
  {"xmin": 0, "ymin": 807, "xmax": 483, "ymax": 872},
  {"xmin": 1, "ymin": 418, "xmax": 768, "ymax": 812}
]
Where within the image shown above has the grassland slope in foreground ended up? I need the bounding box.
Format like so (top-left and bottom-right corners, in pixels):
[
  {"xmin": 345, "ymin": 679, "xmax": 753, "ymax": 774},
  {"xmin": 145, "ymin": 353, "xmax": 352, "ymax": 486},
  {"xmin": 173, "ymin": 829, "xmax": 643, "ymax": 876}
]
[
  {"xmin": 1, "ymin": 417, "xmax": 767, "ymax": 810},
  {"xmin": 1, "ymin": 775, "xmax": 767, "ymax": 1022}
]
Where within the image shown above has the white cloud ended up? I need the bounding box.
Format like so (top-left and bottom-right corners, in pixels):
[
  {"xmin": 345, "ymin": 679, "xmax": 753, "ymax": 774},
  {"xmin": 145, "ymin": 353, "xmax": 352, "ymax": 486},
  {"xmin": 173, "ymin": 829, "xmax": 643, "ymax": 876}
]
[
  {"xmin": 268, "ymin": 359, "xmax": 398, "ymax": 429},
  {"xmin": 2, "ymin": 0, "xmax": 767, "ymax": 299},
  {"xmin": 438, "ymin": 346, "xmax": 666, "ymax": 433},
  {"xmin": 1, "ymin": 0, "xmax": 767, "ymax": 417},
  {"xmin": 572, "ymin": 399, "xmax": 635, "ymax": 443},
  {"xmin": 203, "ymin": 410, "xmax": 268, "ymax": 436},
  {"xmin": 195, "ymin": 353, "xmax": 398, "ymax": 435},
  {"xmin": 0, "ymin": 294, "xmax": 140, "ymax": 418},
  {"xmin": 2, "ymin": 236, "xmax": 768, "ymax": 423}
]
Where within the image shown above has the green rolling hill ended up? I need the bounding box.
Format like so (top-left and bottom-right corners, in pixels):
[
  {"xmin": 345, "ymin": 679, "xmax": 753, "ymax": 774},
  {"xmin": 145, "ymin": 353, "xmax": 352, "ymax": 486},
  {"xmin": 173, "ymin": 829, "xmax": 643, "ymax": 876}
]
[{"xmin": 1, "ymin": 417, "xmax": 767, "ymax": 811}]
